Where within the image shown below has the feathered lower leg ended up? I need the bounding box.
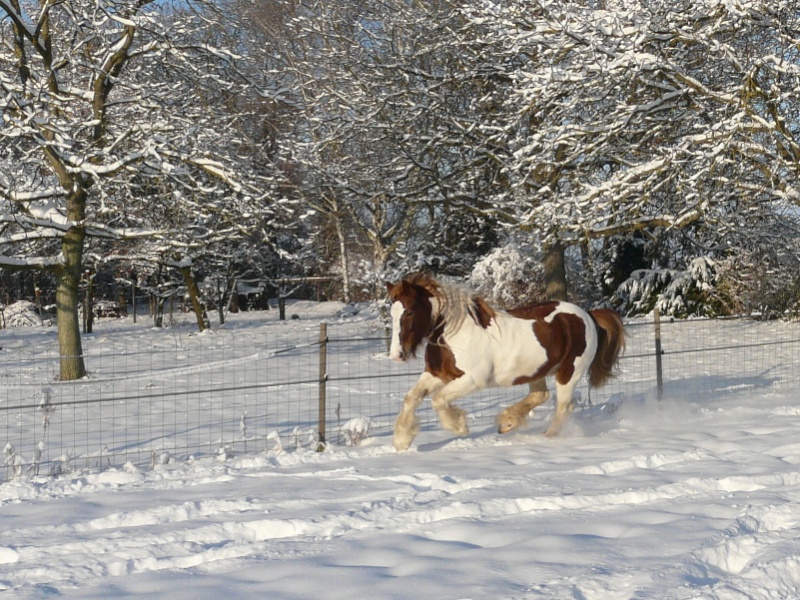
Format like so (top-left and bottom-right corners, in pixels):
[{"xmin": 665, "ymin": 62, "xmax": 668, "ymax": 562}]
[
  {"xmin": 432, "ymin": 395, "xmax": 469, "ymax": 436},
  {"xmin": 497, "ymin": 381, "xmax": 550, "ymax": 434},
  {"xmin": 394, "ymin": 372, "xmax": 443, "ymax": 451}
]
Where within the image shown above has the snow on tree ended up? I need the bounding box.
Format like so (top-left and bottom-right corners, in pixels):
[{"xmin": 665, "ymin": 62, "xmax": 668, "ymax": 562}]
[
  {"xmin": 0, "ymin": 0, "xmax": 293, "ymax": 375},
  {"xmin": 469, "ymin": 241, "xmax": 544, "ymax": 308},
  {"xmin": 229, "ymin": 0, "xmax": 800, "ymax": 311},
  {"xmin": 462, "ymin": 0, "xmax": 800, "ymax": 305},
  {"xmin": 615, "ymin": 257, "xmax": 730, "ymax": 317},
  {"xmin": 235, "ymin": 0, "xmax": 513, "ymax": 296}
]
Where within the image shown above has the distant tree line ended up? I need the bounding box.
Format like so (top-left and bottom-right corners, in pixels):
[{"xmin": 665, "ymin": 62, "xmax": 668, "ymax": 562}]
[{"xmin": 234, "ymin": 0, "xmax": 800, "ymax": 315}]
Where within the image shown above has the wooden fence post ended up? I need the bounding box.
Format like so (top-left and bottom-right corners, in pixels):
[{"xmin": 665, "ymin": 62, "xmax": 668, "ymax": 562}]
[
  {"xmin": 654, "ymin": 308, "xmax": 664, "ymax": 400},
  {"xmin": 318, "ymin": 323, "xmax": 328, "ymax": 451}
]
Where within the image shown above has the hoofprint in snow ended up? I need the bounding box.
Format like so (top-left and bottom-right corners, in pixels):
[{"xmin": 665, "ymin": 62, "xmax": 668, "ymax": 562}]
[{"xmin": 2, "ymin": 308, "xmax": 800, "ymax": 599}]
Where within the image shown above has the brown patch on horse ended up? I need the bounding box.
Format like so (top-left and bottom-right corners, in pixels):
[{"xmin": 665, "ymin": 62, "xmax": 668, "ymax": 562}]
[
  {"xmin": 470, "ymin": 297, "xmax": 496, "ymax": 329},
  {"xmin": 386, "ymin": 278, "xmax": 436, "ymax": 359},
  {"xmin": 403, "ymin": 272, "xmax": 441, "ymax": 297},
  {"xmin": 508, "ymin": 301, "xmax": 558, "ymax": 321},
  {"xmin": 507, "ymin": 305, "xmax": 587, "ymax": 387},
  {"xmin": 512, "ymin": 374, "xmax": 542, "ymax": 386},
  {"xmin": 551, "ymin": 313, "xmax": 587, "ymax": 385},
  {"xmin": 424, "ymin": 325, "xmax": 464, "ymax": 383}
]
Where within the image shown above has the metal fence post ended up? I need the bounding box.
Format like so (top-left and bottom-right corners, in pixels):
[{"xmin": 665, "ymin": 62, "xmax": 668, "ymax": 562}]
[
  {"xmin": 318, "ymin": 322, "xmax": 328, "ymax": 451},
  {"xmin": 654, "ymin": 308, "xmax": 664, "ymax": 400}
]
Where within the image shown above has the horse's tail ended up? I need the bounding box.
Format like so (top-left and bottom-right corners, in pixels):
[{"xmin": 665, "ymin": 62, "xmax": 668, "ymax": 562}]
[{"xmin": 588, "ymin": 308, "xmax": 626, "ymax": 388}]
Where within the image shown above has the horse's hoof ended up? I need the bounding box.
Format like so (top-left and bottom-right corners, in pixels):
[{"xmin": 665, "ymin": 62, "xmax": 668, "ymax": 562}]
[
  {"xmin": 393, "ymin": 435, "xmax": 413, "ymax": 451},
  {"xmin": 497, "ymin": 415, "xmax": 520, "ymax": 434}
]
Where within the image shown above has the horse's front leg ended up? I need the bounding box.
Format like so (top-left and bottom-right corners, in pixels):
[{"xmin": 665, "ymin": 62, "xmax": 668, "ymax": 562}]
[
  {"xmin": 431, "ymin": 375, "xmax": 480, "ymax": 437},
  {"xmin": 394, "ymin": 371, "xmax": 444, "ymax": 451},
  {"xmin": 497, "ymin": 378, "xmax": 550, "ymax": 434}
]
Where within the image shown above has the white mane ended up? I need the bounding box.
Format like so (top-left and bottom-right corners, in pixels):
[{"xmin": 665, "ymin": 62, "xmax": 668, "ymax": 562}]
[{"xmin": 434, "ymin": 281, "xmax": 485, "ymax": 338}]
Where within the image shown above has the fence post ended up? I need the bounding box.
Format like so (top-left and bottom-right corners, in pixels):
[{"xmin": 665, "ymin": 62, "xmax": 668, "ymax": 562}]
[
  {"xmin": 654, "ymin": 308, "xmax": 664, "ymax": 400},
  {"xmin": 318, "ymin": 322, "xmax": 328, "ymax": 451}
]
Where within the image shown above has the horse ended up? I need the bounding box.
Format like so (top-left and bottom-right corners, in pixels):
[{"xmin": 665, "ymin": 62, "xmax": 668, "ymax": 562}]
[{"xmin": 385, "ymin": 273, "xmax": 625, "ymax": 451}]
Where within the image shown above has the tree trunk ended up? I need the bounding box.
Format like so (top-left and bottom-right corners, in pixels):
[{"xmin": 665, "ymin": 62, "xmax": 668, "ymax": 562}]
[
  {"xmin": 229, "ymin": 281, "xmax": 240, "ymax": 314},
  {"xmin": 181, "ymin": 265, "xmax": 209, "ymax": 331},
  {"xmin": 373, "ymin": 242, "xmax": 392, "ymax": 300},
  {"xmin": 543, "ymin": 238, "xmax": 568, "ymax": 301},
  {"xmin": 153, "ymin": 295, "xmax": 164, "ymax": 328},
  {"xmin": 335, "ymin": 216, "xmax": 352, "ymax": 303},
  {"xmin": 217, "ymin": 286, "xmax": 225, "ymax": 325},
  {"xmin": 56, "ymin": 220, "xmax": 87, "ymax": 381},
  {"xmin": 216, "ymin": 277, "xmax": 237, "ymax": 325},
  {"xmin": 150, "ymin": 268, "xmax": 163, "ymax": 327},
  {"xmin": 118, "ymin": 285, "xmax": 128, "ymax": 317},
  {"xmin": 83, "ymin": 272, "xmax": 94, "ymax": 334}
]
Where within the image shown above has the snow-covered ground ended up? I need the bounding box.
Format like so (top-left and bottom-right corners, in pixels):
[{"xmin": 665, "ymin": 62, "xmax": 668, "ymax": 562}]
[{"xmin": 3, "ymin": 305, "xmax": 800, "ymax": 599}]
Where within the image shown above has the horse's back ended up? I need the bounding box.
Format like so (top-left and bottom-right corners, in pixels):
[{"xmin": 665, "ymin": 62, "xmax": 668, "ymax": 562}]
[
  {"xmin": 507, "ymin": 301, "xmax": 561, "ymax": 321},
  {"xmin": 507, "ymin": 300, "xmax": 593, "ymax": 328}
]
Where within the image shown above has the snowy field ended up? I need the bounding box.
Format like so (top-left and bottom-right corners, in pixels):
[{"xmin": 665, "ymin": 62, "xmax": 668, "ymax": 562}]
[{"xmin": 3, "ymin": 303, "xmax": 800, "ymax": 599}]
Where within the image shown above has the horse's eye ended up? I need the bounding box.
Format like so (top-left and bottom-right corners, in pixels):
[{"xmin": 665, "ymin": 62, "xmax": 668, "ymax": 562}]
[{"xmin": 404, "ymin": 310, "xmax": 415, "ymax": 318}]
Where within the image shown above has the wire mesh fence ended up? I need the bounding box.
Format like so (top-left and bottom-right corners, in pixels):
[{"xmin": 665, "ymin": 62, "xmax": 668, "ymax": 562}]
[
  {"xmin": 1, "ymin": 321, "xmax": 327, "ymax": 478},
  {"xmin": 3, "ymin": 310, "xmax": 800, "ymax": 482}
]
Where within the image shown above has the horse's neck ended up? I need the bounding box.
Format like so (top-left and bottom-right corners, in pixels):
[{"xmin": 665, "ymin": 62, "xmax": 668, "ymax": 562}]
[{"xmin": 436, "ymin": 286, "xmax": 487, "ymax": 340}]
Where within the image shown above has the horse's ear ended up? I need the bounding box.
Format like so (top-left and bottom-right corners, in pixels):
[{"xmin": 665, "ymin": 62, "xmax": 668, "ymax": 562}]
[{"xmin": 385, "ymin": 281, "xmax": 395, "ymax": 296}]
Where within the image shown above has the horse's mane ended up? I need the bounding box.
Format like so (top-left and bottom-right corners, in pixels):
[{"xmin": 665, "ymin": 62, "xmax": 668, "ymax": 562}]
[{"xmin": 405, "ymin": 274, "xmax": 493, "ymax": 337}]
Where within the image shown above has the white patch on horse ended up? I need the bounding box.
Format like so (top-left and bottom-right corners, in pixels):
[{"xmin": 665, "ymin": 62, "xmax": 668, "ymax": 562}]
[
  {"xmin": 389, "ymin": 301, "xmax": 405, "ymax": 361},
  {"xmin": 452, "ymin": 313, "xmax": 546, "ymax": 388}
]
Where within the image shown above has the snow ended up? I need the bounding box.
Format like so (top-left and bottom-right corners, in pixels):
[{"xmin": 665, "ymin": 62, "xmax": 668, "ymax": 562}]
[
  {"xmin": 4, "ymin": 307, "xmax": 800, "ymax": 599},
  {"xmin": 1, "ymin": 301, "xmax": 47, "ymax": 327}
]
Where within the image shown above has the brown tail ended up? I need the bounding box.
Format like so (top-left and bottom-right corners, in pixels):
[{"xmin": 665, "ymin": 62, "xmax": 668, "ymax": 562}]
[{"xmin": 588, "ymin": 308, "xmax": 626, "ymax": 388}]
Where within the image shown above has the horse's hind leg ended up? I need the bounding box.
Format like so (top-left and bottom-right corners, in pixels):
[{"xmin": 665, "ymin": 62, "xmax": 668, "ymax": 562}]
[
  {"xmin": 394, "ymin": 371, "xmax": 444, "ymax": 451},
  {"xmin": 545, "ymin": 377, "xmax": 578, "ymax": 437},
  {"xmin": 431, "ymin": 375, "xmax": 479, "ymax": 437},
  {"xmin": 497, "ymin": 379, "xmax": 550, "ymax": 434}
]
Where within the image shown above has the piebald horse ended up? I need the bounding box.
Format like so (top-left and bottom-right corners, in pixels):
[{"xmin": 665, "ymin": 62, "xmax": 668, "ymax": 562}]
[{"xmin": 386, "ymin": 273, "xmax": 625, "ymax": 451}]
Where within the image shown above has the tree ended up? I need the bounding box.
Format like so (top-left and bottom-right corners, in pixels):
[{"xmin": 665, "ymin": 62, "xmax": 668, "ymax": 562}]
[
  {"xmin": 464, "ymin": 0, "xmax": 800, "ymax": 304},
  {"xmin": 233, "ymin": 0, "xmax": 513, "ymax": 296},
  {"xmin": 0, "ymin": 0, "xmax": 287, "ymax": 377}
]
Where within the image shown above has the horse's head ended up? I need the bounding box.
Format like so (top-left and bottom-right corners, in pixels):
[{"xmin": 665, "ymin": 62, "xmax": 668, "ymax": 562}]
[{"xmin": 385, "ymin": 276, "xmax": 438, "ymax": 362}]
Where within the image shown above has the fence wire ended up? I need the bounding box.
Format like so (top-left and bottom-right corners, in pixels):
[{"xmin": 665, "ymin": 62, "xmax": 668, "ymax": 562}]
[{"xmin": 3, "ymin": 312, "xmax": 800, "ymax": 482}]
